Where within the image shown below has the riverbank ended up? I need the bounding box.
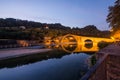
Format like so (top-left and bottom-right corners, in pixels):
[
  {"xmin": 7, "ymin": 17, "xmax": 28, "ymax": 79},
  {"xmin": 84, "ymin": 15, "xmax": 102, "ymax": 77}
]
[{"xmin": 0, "ymin": 48, "xmax": 52, "ymax": 60}]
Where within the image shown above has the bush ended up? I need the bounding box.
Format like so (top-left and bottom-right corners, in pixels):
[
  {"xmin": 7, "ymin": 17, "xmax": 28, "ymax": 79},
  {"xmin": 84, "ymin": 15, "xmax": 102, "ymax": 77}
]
[
  {"xmin": 98, "ymin": 41, "xmax": 112, "ymax": 49},
  {"xmin": 91, "ymin": 54, "xmax": 97, "ymax": 66}
]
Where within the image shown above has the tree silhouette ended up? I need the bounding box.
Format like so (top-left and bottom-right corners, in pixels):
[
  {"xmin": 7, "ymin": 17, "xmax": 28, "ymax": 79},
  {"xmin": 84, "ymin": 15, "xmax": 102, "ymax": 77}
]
[{"xmin": 107, "ymin": 0, "xmax": 120, "ymax": 32}]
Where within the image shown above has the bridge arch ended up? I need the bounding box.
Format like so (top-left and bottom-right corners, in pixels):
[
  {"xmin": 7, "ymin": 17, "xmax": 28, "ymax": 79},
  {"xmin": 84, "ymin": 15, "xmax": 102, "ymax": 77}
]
[
  {"xmin": 84, "ymin": 39, "xmax": 93, "ymax": 49},
  {"xmin": 60, "ymin": 34, "xmax": 78, "ymax": 44},
  {"xmin": 60, "ymin": 34, "xmax": 80, "ymax": 53}
]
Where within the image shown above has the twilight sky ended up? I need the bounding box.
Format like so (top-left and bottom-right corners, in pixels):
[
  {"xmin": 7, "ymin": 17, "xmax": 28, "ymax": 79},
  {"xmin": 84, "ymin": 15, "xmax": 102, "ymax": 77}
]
[{"xmin": 0, "ymin": 0, "xmax": 114, "ymax": 30}]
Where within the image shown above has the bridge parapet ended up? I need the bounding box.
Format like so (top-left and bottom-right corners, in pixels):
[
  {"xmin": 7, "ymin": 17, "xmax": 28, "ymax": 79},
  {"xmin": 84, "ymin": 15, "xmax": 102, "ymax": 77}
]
[{"xmin": 80, "ymin": 44, "xmax": 120, "ymax": 80}]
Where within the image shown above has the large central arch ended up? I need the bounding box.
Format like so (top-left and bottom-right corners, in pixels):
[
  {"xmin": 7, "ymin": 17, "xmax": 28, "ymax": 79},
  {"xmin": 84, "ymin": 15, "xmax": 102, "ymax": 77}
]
[
  {"xmin": 60, "ymin": 34, "xmax": 78, "ymax": 44},
  {"xmin": 60, "ymin": 34, "xmax": 80, "ymax": 53}
]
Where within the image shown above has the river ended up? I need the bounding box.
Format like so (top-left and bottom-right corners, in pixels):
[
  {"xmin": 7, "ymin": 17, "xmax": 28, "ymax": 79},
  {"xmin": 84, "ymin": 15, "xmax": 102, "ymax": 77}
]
[{"xmin": 0, "ymin": 49, "xmax": 94, "ymax": 80}]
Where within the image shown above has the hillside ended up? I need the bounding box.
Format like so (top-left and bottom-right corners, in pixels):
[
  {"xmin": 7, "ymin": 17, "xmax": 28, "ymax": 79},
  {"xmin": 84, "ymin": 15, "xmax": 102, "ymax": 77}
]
[{"xmin": 0, "ymin": 18, "xmax": 110, "ymax": 40}]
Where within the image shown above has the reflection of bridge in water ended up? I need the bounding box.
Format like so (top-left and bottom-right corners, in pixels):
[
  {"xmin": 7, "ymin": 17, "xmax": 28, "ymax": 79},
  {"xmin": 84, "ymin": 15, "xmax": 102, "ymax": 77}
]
[{"xmin": 60, "ymin": 34, "xmax": 114, "ymax": 53}]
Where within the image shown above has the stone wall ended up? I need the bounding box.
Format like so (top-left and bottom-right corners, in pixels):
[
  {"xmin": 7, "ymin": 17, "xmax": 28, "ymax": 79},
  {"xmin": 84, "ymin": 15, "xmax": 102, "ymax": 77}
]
[
  {"xmin": 107, "ymin": 55, "xmax": 120, "ymax": 80},
  {"xmin": 81, "ymin": 44, "xmax": 120, "ymax": 80}
]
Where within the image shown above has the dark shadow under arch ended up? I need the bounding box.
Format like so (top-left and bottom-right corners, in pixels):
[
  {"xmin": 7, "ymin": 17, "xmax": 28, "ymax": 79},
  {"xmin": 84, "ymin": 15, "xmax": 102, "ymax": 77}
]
[{"xmin": 84, "ymin": 39, "xmax": 93, "ymax": 49}]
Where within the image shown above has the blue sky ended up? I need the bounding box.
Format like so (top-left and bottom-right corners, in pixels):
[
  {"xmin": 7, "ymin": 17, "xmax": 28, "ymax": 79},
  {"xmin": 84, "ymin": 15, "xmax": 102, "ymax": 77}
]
[{"xmin": 0, "ymin": 0, "xmax": 115, "ymax": 30}]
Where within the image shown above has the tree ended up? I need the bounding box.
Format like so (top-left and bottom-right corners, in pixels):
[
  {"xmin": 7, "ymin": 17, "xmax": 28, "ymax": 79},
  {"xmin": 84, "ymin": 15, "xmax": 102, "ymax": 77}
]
[
  {"xmin": 107, "ymin": 0, "xmax": 120, "ymax": 31},
  {"xmin": 107, "ymin": 0, "xmax": 120, "ymax": 40}
]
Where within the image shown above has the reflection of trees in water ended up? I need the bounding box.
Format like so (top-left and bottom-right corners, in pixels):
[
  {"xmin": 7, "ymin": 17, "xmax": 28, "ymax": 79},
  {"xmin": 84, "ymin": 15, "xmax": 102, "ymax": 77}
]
[{"xmin": 0, "ymin": 49, "xmax": 69, "ymax": 69}]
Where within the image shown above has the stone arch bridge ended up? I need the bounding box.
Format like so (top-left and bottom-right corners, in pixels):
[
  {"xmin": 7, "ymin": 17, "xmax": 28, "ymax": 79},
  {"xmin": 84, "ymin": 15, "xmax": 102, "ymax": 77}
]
[{"xmin": 59, "ymin": 34, "xmax": 114, "ymax": 52}]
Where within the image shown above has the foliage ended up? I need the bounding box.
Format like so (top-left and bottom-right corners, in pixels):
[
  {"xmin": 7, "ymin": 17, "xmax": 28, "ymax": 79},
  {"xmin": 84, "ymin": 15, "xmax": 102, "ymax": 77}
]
[
  {"xmin": 90, "ymin": 54, "xmax": 97, "ymax": 66},
  {"xmin": 98, "ymin": 41, "xmax": 113, "ymax": 49},
  {"xmin": 0, "ymin": 18, "xmax": 111, "ymax": 40},
  {"xmin": 107, "ymin": 0, "xmax": 120, "ymax": 32}
]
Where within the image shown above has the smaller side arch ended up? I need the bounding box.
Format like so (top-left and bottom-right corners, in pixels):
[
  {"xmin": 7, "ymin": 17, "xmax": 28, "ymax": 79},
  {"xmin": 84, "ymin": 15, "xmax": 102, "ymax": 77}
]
[{"xmin": 84, "ymin": 39, "xmax": 93, "ymax": 49}]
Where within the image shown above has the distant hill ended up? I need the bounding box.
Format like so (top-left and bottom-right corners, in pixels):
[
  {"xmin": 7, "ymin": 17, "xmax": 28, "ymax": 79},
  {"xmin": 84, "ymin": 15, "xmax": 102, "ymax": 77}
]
[
  {"xmin": 0, "ymin": 18, "xmax": 111, "ymax": 40},
  {"xmin": 0, "ymin": 18, "xmax": 70, "ymax": 29}
]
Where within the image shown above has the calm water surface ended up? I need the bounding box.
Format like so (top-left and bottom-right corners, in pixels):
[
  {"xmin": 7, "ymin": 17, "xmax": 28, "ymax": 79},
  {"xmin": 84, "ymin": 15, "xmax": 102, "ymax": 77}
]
[{"xmin": 0, "ymin": 50, "xmax": 91, "ymax": 80}]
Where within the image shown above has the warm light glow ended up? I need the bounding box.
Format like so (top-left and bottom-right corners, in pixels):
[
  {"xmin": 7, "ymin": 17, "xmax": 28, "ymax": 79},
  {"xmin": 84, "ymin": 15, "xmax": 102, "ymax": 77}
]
[
  {"xmin": 110, "ymin": 28, "xmax": 113, "ymax": 32},
  {"xmin": 111, "ymin": 36, "xmax": 115, "ymax": 40}
]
